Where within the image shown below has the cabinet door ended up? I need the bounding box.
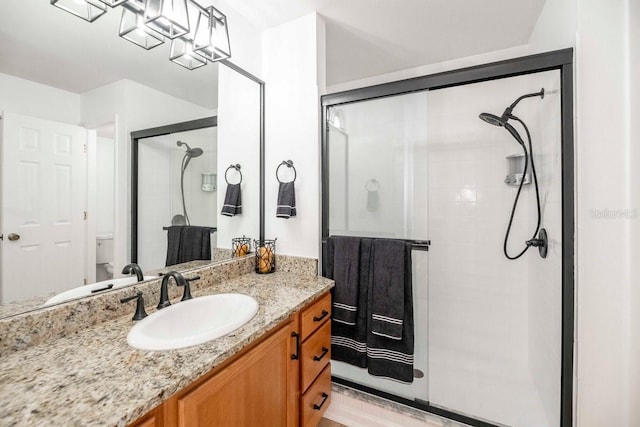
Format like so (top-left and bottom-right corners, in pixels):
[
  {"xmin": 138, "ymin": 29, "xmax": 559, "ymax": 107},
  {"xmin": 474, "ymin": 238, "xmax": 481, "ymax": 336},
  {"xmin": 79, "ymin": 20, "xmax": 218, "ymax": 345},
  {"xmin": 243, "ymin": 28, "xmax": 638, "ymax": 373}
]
[{"xmin": 176, "ymin": 323, "xmax": 296, "ymax": 427}]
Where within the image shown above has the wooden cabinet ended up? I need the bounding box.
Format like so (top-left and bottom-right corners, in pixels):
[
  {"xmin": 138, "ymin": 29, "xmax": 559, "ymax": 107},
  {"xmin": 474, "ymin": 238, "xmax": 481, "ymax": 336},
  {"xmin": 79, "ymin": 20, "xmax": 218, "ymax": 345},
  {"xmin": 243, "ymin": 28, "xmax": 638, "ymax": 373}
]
[
  {"xmin": 128, "ymin": 292, "xmax": 331, "ymax": 427},
  {"xmin": 129, "ymin": 406, "xmax": 163, "ymax": 427},
  {"xmin": 171, "ymin": 324, "xmax": 296, "ymax": 427},
  {"xmin": 297, "ymin": 293, "xmax": 332, "ymax": 426}
]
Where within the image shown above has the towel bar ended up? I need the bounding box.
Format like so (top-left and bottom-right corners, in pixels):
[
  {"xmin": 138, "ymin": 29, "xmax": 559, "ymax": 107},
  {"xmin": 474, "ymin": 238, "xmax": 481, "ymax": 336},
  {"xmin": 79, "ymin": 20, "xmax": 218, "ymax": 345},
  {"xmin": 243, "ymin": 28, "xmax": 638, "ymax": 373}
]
[{"xmin": 162, "ymin": 226, "xmax": 217, "ymax": 233}]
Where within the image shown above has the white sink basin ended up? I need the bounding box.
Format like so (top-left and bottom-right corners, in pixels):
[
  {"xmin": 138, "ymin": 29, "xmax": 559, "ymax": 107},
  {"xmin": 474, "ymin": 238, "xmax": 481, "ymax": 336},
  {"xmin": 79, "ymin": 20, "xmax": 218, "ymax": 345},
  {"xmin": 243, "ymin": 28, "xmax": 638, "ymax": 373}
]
[
  {"xmin": 44, "ymin": 276, "xmax": 158, "ymax": 306},
  {"xmin": 127, "ymin": 293, "xmax": 259, "ymax": 351}
]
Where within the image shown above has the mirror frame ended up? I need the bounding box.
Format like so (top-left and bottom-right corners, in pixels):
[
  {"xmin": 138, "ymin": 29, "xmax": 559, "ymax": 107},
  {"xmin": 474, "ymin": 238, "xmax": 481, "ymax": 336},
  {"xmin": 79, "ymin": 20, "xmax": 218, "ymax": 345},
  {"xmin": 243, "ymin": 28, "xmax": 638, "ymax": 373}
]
[{"xmin": 130, "ymin": 60, "xmax": 265, "ymax": 264}]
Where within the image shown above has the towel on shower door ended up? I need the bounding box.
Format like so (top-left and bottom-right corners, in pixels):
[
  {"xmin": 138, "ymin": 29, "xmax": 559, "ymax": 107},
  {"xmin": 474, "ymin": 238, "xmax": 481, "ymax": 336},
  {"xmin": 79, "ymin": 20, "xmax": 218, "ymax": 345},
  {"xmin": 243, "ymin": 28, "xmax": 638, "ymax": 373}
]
[
  {"xmin": 165, "ymin": 226, "xmax": 212, "ymax": 266},
  {"xmin": 276, "ymin": 181, "xmax": 297, "ymax": 218},
  {"xmin": 366, "ymin": 240, "xmax": 414, "ymax": 383},
  {"xmin": 330, "ymin": 238, "xmax": 373, "ymax": 368},
  {"xmin": 221, "ymin": 183, "xmax": 242, "ymax": 216},
  {"xmin": 327, "ymin": 236, "xmax": 361, "ymax": 325},
  {"xmin": 370, "ymin": 239, "xmax": 408, "ymax": 340}
]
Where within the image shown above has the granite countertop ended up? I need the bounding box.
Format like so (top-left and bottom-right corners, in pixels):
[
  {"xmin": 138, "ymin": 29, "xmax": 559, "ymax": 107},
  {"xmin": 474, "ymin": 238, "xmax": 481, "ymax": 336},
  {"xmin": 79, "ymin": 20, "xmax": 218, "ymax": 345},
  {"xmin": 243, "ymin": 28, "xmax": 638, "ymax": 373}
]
[{"xmin": 0, "ymin": 272, "xmax": 333, "ymax": 427}]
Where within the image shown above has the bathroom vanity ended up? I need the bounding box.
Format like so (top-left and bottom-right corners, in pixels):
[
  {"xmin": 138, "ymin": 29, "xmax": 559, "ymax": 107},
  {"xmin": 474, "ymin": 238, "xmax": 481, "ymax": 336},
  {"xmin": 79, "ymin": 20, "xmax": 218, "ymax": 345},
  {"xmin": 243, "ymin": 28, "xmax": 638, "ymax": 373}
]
[{"xmin": 0, "ymin": 256, "xmax": 333, "ymax": 427}]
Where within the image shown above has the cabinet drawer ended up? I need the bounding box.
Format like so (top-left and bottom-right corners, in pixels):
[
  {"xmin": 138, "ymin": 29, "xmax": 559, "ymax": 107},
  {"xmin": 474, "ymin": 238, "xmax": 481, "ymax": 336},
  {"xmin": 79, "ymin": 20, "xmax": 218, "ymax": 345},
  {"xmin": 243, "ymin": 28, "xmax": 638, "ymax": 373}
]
[
  {"xmin": 300, "ymin": 293, "xmax": 331, "ymax": 340},
  {"xmin": 301, "ymin": 364, "xmax": 331, "ymax": 427},
  {"xmin": 301, "ymin": 319, "xmax": 331, "ymax": 392}
]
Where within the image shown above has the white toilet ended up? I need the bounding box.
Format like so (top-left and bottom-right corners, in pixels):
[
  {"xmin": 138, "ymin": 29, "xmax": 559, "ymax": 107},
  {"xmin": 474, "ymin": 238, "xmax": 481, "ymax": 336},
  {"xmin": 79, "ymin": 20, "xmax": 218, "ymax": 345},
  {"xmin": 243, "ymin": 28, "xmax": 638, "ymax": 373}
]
[{"xmin": 96, "ymin": 234, "xmax": 114, "ymax": 282}]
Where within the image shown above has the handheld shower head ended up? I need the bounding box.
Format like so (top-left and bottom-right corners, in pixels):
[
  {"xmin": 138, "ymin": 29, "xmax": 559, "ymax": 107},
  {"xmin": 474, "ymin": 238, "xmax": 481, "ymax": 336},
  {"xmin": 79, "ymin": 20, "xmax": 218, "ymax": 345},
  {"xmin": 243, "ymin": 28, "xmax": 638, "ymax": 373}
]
[
  {"xmin": 188, "ymin": 147, "xmax": 203, "ymax": 158},
  {"xmin": 479, "ymin": 112, "xmax": 506, "ymax": 127}
]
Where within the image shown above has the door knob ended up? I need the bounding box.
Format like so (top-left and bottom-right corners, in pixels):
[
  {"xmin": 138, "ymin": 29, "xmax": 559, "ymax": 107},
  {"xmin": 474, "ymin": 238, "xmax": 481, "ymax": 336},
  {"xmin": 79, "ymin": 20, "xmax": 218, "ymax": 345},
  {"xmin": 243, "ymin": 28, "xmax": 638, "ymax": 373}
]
[{"xmin": 7, "ymin": 233, "xmax": 20, "ymax": 241}]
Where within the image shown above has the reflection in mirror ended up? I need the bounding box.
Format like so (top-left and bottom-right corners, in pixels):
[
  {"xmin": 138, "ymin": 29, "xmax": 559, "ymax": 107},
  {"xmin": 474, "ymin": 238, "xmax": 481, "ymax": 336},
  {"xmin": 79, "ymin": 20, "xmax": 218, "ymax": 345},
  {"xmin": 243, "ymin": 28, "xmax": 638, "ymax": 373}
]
[
  {"xmin": 0, "ymin": 0, "xmax": 261, "ymax": 318},
  {"xmin": 134, "ymin": 119, "xmax": 223, "ymax": 272}
]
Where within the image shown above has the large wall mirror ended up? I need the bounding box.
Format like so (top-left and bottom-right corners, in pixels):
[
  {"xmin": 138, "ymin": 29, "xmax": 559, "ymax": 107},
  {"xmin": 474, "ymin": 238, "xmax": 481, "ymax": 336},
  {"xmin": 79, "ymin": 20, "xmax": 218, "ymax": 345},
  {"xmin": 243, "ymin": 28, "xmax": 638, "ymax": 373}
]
[{"xmin": 0, "ymin": 0, "xmax": 263, "ymax": 318}]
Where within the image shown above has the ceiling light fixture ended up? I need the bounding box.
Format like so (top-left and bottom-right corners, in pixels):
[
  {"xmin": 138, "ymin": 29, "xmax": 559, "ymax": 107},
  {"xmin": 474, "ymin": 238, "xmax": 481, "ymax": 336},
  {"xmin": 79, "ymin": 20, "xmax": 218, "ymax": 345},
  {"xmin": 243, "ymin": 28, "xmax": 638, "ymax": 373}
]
[
  {"xmin": 119, "ymin": 7, "xmax": 165, "ymax": 50},
  {"xmin": 50, "ymin": 0, "xmax": 107, "ymax": 22},
  {"xmin": 50, "ymin": 0, "xmax": 230, "ymax": 70},
  {"xmin": 143, "ymin": 0, "xmax": 190, "ymax": 39},
  {"xmin": 193, "ymin": 5, "xmax": 230, "ymax": 62}
]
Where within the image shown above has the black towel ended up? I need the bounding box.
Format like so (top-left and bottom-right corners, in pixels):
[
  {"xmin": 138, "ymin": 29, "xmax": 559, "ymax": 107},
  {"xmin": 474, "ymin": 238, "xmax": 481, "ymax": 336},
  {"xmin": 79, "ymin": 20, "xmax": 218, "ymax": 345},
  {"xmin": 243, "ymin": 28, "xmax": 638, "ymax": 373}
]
[
  {"xmin": 276, "ymin": 181, "xmax": 297, "ymax": 218},
  {"xmin": 330, "ymin": 238, "xmax": 373, "ymax": 368},
  {"xmin": 165, "ymin": 226, "xmax": 212, "ymax": 266},
  {"xmin": 221, "ymin": 184, "xmax": 242, "ymax": 216},
  {"xmin": 370, "ymin": 239, "xmax": 407, "ymax": 340},
  {"xmin": 366, "ymin": 241, "xmax": 414, "ymax": 383},
  {"xmin": 327, "ymin": 236, "xmax": 361, "ymax": 325},
  {"xmin": 165, "ymin": 226, "xmax": 182, "ymax": 266}
]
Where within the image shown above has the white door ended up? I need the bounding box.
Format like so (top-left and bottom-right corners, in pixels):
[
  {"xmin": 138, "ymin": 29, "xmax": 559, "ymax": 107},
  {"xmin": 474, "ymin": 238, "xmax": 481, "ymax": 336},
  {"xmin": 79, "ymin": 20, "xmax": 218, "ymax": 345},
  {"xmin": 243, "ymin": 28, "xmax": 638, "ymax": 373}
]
[{"xmin": 0, "ymin": 113, "xmax": 87, "ymax": 303}]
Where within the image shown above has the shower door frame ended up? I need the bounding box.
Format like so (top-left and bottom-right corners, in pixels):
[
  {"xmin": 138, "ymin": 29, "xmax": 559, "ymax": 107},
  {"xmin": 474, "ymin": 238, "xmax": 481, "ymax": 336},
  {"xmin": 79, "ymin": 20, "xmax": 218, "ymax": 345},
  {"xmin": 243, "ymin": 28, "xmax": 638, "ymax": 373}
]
[{"xmin": 320, "ymin": 48, "xmax": 575, "ymax": 427}]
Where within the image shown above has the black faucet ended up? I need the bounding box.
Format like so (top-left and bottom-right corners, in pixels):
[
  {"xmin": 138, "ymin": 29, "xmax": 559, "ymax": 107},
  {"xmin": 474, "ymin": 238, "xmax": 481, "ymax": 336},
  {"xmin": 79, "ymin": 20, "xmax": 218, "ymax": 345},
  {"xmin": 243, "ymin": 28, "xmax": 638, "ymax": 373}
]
[
  {"xmin": 157, "ymin": 271, "xmax": 190, "ymax": 310},
  {"xmin": 122, "ymin": 263, "xmax": 144, "ymax": 282}
]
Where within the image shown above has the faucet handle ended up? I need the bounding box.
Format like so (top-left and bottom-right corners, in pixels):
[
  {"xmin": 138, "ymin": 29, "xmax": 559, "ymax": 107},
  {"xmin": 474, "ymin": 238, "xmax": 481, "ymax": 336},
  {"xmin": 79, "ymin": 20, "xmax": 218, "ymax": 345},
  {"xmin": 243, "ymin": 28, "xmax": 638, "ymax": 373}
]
[
  {"xmin": 120, "ymin": 291, "xmax": 148, "ymax": 321},
  {"xmin": 178, "ymin": 277, "xmax": 194, "ymax": 301}
]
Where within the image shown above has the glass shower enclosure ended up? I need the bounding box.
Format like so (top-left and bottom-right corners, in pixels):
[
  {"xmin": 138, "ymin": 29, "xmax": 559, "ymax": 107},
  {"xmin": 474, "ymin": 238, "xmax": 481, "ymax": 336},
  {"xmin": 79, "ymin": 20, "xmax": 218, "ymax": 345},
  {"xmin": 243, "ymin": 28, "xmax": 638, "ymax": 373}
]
[{"xmin": 323, "ymin": 68, "xmax": 567, "ymax": 427}]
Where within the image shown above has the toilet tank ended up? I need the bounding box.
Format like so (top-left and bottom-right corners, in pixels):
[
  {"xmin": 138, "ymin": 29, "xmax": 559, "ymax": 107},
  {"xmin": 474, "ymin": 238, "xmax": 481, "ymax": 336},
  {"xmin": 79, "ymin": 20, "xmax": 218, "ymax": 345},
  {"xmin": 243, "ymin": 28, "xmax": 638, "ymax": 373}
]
[{"xmin": 96, "ymin": 234, "xmax": 114, "ymax": 264}]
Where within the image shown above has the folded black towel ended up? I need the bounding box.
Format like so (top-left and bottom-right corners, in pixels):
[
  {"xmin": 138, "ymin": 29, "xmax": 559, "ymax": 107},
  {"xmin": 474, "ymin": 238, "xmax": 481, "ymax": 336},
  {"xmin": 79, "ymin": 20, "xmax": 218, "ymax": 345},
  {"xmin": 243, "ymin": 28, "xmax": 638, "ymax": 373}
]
[
  {"xmin": 327, "ymin": 236, "xmax": 361, "ymax": 325},
  {"xmin": 370, "ymin": 239, "xmax": 407, "ymax": 340},
  {"xmin": 165, "ymin": 226, "xmax": 212, "ymax": 266},
  {"xmin": 331, "ymin": 238, "xmax": 373, "ymax": 368},
  {"xmin": 221, "ymin": 184, "xmax": 242, "ymax": 216},
  {"xmin": 366, "ymin": 241, "xmax": 414, "ymax": 383},
  {"xmin": 276, "ymin": 181, "xmax": 297, "ymax": 218}
]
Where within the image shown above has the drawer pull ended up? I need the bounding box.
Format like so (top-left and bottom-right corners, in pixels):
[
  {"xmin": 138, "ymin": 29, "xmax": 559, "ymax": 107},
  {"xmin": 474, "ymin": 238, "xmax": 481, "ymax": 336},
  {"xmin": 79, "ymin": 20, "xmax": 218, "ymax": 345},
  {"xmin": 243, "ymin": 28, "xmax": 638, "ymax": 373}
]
[
  {"xmin": 313, "ymin": 346, "xmax": 329, "ymax": 361},
  {"xmin": 313, "ymin": 310, "xmax": 329, "ymax": 322},
  {"xmin": 291, "ymin": 331, "xmax": 300, "ymax": 360},
  {"xmin": 313, "ymin": 392, "xmax": 329, "ymax": 410}
]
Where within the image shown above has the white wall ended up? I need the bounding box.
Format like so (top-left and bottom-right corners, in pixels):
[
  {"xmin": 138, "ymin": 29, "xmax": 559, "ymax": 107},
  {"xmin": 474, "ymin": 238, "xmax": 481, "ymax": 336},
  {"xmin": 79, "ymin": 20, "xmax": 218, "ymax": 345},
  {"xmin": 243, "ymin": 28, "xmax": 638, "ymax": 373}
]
[
  {"xmin": 262, "ymin": 13, "xmax": 325, "ymax": 258},
  {"xmin": 630, "ymin": 2, "xmax": 640, "ymax": 426},
  {"xmin": 216, "ymin": 65, "xmax": 261, "ymax": 249},
  {"xmin": 0, "ymin": 73, "xmax": 82, "ymax": 125},
  {"xmin": 95, "ymin": 136, "xmax": 115, "ymax": 236},
  {"xmin": 574, "ymin": 1, "xmax": 635, "ymax": 426}
]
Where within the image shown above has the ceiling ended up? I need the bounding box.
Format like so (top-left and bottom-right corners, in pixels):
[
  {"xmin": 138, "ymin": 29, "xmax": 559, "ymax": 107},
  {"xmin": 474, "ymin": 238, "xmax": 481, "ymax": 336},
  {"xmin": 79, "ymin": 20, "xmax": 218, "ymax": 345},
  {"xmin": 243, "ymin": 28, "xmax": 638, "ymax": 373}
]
[
  {"xmin": 0, "ymin": 1, "xmax": 546, "ymax": 104},
  {"xmin": 225, "ymin": 0, "xmax": 547, "ymax": 85},
  {"xmin": 0, "ymin": 0, "xmax": 218, "ymax": 109}
]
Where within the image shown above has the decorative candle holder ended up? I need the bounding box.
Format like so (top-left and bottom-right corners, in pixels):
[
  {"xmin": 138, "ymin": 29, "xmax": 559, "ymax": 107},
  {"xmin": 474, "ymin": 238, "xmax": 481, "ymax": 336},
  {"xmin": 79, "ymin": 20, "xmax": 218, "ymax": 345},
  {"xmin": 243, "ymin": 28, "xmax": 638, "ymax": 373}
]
[
  {"xmin": 254, "ymin": 239, "xmax": 276, "ymax": 274},
  {"xmin": 232, "ymin": 236, "xmax": 252, "ymax": 257}
]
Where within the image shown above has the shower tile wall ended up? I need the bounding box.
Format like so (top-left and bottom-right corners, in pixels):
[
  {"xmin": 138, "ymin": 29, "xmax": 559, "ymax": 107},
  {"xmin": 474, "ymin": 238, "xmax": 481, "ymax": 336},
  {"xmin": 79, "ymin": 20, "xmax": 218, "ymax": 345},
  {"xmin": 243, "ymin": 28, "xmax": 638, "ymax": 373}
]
[{"xmin": 426, "ymin": 71, "xmax": 561, "ymax": 427}]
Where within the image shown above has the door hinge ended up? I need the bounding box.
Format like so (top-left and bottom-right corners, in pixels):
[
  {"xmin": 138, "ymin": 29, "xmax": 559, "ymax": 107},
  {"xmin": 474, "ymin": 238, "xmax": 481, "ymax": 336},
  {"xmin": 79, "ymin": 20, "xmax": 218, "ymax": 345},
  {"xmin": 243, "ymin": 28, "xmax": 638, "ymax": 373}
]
[
  {"xmin": 0, "ymin": 234, "xmax": 3, "ymax": 241},
  {"xmin": 83, "ymin": 143, "xmax": 87, "ymax": 153},
  {"xmin": 84, "ymin": 278, "xmax": 87, "ymax": 285},
  {"xmin": 83, "ymin": 211, "xmax": 87, "ymax": 220}
]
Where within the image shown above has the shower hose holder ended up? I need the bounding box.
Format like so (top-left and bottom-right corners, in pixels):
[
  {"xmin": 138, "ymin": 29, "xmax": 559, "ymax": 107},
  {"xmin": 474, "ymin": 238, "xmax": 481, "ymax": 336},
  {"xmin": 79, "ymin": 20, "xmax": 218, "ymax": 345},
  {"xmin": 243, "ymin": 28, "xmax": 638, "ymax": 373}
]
[{"xmin": 525, "ymin": 228, "xmax": 548, "ymax": 258}]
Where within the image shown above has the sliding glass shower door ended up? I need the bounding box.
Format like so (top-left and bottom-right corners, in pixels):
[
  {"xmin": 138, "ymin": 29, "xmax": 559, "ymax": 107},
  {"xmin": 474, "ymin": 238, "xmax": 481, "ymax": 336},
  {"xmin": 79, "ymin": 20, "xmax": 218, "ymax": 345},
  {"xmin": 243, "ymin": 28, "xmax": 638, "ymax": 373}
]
[
  {"xmin": 325, "ymin": 69, "xmax": 563, "ymax": 427},
  {"xmin": 328, "ymin": 91, "xmax": 430, "ymax": 403}
]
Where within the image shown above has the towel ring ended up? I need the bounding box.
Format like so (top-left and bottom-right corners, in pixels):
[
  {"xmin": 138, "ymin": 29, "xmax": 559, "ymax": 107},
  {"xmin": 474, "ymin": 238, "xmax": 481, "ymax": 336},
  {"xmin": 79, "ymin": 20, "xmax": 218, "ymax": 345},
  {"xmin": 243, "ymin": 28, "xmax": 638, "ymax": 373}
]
[
  {"xmin": 225, "ymin": 164, "xmax": 242, "ymax": 185},
  {"xmin": 276, "ymin": 160, "xmax": 297, "ymax": 183},
  {"xmin": 365, "ymin": 179, "xmax": 379, "ymax": 192}
]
